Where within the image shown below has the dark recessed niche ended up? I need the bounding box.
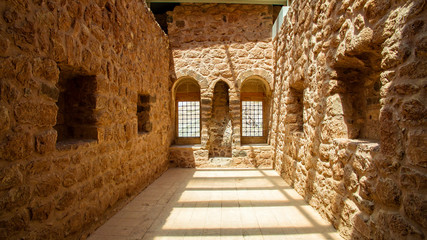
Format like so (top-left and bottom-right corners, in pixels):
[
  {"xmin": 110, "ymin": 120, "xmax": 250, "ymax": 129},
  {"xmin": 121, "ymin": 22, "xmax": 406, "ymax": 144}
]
[
  {"xmin": 137, "ymin": 94, "xmax": 152, "ymax": 133},
  {"xmin": 55, "ymin": 68, "xmax": 97, "ymax": 143},
  {"xmin": 334, "ymin": 51, "xmax": 381, "ymax": 140},
  {"xmin": 289, "ymin": 87, "xmax": 304, "ymax": 133}
]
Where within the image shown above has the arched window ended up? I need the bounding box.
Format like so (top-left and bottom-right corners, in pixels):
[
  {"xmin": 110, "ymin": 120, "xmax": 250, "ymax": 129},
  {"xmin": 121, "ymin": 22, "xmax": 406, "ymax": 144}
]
[
  {"xmin": 241, "ymin": 78, "xmax": 270, "ymax": 144},
  {"xmin": 175, "ymin": 79, "xmax": 201, "ymax": 144}
]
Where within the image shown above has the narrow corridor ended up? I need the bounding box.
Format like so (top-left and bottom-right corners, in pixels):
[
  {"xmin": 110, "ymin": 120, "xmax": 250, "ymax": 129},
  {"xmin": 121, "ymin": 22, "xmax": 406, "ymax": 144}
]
[{"xmin": 88, "ymin": 169, "xmax": 342, "ymax": 240}]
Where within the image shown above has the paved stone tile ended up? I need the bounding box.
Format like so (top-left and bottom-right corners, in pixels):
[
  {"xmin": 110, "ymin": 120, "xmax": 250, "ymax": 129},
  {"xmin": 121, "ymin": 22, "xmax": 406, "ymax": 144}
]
[{"xmin": 88, "ymin": 168, "xmax": 343, "ymax": 240}]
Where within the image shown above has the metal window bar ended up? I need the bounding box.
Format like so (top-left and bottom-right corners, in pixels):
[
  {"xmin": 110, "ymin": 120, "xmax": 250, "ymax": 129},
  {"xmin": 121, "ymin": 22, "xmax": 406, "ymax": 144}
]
[
  {"xmin": 178, "ymin": 101, "xmax": 200, "ymax": 137},
  {"xmin": 242, "ymin": 101, "xmax": 263, "ymax": 137}
]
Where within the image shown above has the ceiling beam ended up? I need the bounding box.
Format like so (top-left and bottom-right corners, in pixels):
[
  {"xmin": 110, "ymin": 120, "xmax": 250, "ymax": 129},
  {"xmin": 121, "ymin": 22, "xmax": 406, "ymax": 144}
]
[{"xmin": 147, "ymin": 0, "xmax": 288, "ymax": 5}]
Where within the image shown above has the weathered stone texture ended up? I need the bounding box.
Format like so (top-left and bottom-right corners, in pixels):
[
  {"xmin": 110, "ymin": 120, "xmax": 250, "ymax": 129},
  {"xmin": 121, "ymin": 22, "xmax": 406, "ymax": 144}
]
[
  {"xmin": 271, "ymin": 0, "xmax": 427, "ymax": 239},
  {"xmin": 169, "ymin": 4, "xmax": 273, "ymax": 87},
  {"xmin": 0, "ymin": 0, "xmax": 172, "ymax": 239},
  {"xmin": 169, "ymin": 144, "xmax": 272, "ymax": 168},
  {"xmin": 168, "ymin": 4, "xmax": 274, "ymax": 167}
]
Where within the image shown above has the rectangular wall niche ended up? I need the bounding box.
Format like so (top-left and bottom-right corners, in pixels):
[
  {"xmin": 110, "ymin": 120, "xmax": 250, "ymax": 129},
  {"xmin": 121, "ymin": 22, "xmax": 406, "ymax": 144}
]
[
  {"xmin": 334, "ymin": 51, "xmax": 381, "ymax": 141},
  {"xmin": 55, "ymin": 70, "xmax": 97, "ymax": 143},
  {"xmin": 345, "ymin": 78, "xmax": 381, "ymax": 140},
  {"xmin": 137, "ymin": 94, "xmax": 152, "ymax": 133},
  {"xmin": 288, "ymin": 87, "xmax": 303, "ymax": 132}
]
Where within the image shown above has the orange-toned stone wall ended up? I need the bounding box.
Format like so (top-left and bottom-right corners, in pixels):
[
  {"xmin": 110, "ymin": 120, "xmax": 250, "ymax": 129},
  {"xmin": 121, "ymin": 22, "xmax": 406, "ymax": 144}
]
[
  {"xmin": 271, "ymin": 0, "xmax": 426, "ymax": 239},
  {"xmin": 168, "ymin": 4, "xmax": 274, "ymax": 168},
  {"xmin": 0, "ymin": 0, "xmax": 172, "ymax": 239}
]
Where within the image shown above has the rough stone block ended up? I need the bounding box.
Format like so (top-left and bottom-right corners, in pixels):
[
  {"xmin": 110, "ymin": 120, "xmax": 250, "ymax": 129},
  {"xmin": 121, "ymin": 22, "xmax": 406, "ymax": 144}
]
[
  {"xmin": 25, "ymin": 158, "xmax": 52, "ymax": 177},
  {"xmin": 65, "ymin": 212, "xmax": 83, "ymax": 236},
  {"xmin": 1, "ymin": 129, "xmax": 34, "ymax": 161},
  {"xmin": 319, "ymin": 143, "xmax": 332, "ymax": 161},
  {"xmin": 326, "ymin": 94, "xmax": 344, "ymax": 116},
  {"xmin": 353, "ymin": 193, "xmax": 375, "ymax": 214},
  {"xmin": 15, "ymin": 102, "xmax": 57, "ymax": 127},
  {"xmin": 332, "ymin": 161, "xmax": 344, "ymax": 180},
  {"xmin": 0, "ymin": 106, "xmax": 10, "ymax": 134},
  {"xmin": 35, "ymin": 129, "xmax": 57, "ymax": 154},
  {"xmin": 0, "ymin": 165, "xmax": 23, "ymax": 191},
  {"xmin": 0, "ymin": 186, "xmax": 31, "ymax": 211},
  {"xmin": 35, "ymin": 174, "xmax": 60, "ymax": 197},
  {"xmin": 344, "ymin": 165, "xmax": 358, "ymax": 192},
  {"xmin": 32, "ymin": 58, "xmax": 59, "ymax": 83},
  {"xmin": 41, "ymin": 83, "xmax": 59, "ymax": 101},
  {"xmin": 29, "ymin": 199, "xmax": 53, "ymax": 221},
  {"xmin": 56, "ymin": 190, "xmax": 76, "ymax": 211},
  {"xmin": 400, "ymin": 167, "xmax": 427, "ymax": 191},
  {"xmin": 352, "ymin": 151, "xmax": 373, "ymax": 176},
  {"xmin": 62, "ymin": 168, "xmax": 77, "ymax": 188},
  {"xmin": 406, "ymin": 129, "xmax": 427, "ymax": 168},
  {"xmin": 399, "ymin": 53, "xmax": 427, "ymax": 77},
  {"xmin": 375, "ymin": 178, "xmax": 401, "ymax": 208},
  {"xmin": 352, "ymin": 213, "xmax": 372, "ymax": 239},
  {"xmin": 403, "ymin": 193, "xmax": 427, "ymax": 229},
  {"xmin": 0, "ymin": 208, "xmax": 30, "ymax": 234},
  {"xmin": 401, "ymin": 99, "xmax": 426, "ymax": 121},
  {"xmin": 377, "ymin": 211, "xmax": 425, "ymax": 240}
]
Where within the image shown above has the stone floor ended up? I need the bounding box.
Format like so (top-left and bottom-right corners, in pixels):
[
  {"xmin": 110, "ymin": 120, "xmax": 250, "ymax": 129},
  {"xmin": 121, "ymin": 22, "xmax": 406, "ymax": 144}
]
[{"xmin": 88, "ymin": 168, "xmax": 343, "ymax": 240}]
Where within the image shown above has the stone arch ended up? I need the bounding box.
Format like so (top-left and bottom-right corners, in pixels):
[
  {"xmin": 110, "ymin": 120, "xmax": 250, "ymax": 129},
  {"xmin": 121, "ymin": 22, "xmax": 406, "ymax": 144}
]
[
  {"xmin": 236, "ymin": 69, "xmax": 273, "ymax": 92},
  {"xmin": 240, "ymin": 75, "xmax": 272, "ymax": 97},
  {"xmin": 175, "ymin": 69, "xmax": 208, "ymax": 90},
  {"xmin": 172, "ymin": 77, "xmax": 202, "ymax": 145},
  {"xmin": 208, "ymin": 79, "xmax": 234, "ymax": 93},
  {"xmin": 238, "ymin": 71, "xmax": 273, "ymax": 145},
  {"xmin": 172, "ymin": 76, "xmax": 201, "ymax": 97}
]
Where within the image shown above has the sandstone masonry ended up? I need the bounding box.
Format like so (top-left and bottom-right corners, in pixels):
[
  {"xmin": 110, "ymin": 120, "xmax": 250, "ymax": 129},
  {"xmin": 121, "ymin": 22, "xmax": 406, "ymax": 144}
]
[
  {"xmin": 168, "ymin": 3, "xmax": 274, "ymax": 168},
  {"xmin": 0, "ymin": 0, "xmax": 172, "ymax": 239},
  {"xmin": 270, "ymin": 0, "xmax": 427, "ymax": 239},
  {"xmin": 0, "ymin": 0, "xmax": 426, "ymax": 239}
]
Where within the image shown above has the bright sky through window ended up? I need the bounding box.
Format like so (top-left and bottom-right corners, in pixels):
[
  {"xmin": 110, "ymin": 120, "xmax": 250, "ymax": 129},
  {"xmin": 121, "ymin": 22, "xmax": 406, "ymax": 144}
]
[
  {"xmin": 178, "ymin": 101, "xmax": 200, "ymax": 137},
  {"xmin": 242, "ymin": 101, "xmax": 263, "ymax": 137}
]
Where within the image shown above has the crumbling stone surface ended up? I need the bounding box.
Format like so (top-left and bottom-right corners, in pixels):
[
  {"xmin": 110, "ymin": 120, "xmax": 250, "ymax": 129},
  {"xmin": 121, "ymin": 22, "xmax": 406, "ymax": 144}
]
[
  {"xmin": 168, "ymin": 4, "xmax": 274, "ymax": 167},
  {"xmin": 271, "ymin": 0, "xmax": 427, "ymax": 239},
  {"xmin": 0, "ymin": 0, "xmax": 172, "ymax": 239}
]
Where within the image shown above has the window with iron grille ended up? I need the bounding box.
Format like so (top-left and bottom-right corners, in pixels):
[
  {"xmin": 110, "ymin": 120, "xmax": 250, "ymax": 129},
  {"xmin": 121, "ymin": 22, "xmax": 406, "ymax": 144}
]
[
  {"xmin": 177, "ymin": 101, "xmax": 200, "ymax": 137},
  {"xmin": 242, "ymin": 101, "xmax": 263, "ymax": 137}
]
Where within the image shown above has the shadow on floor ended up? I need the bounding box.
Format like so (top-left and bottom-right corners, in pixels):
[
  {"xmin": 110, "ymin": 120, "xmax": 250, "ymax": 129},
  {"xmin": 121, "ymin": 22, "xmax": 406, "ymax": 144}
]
[{"xmin": 88, "ymin": 168, "xmax": 342, "ymax": 240}]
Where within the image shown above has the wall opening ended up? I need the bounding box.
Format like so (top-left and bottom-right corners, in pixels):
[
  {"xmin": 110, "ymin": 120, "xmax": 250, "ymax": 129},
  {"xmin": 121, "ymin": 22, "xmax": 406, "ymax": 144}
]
[
  {"xmin": 209, "ymin": 81, "xmax": 232, "ymax": 157},
  {"xmin": 137, "ymin": 94, "xmax": 152, "ymax": 134},
  {"xmin": 149, "ymin": 3, "xmax": 180, "ymax": 34},
  {"xmin": 241, "ymin": 78, "xmax": 270, "ymax": 144},
  {"xmin": 288, "ymin": 87, "xmax": 303, "ymax": 133},
  {"xmin": 55, "ymin": 68, "xmax": 97, "ymax": 143},
  {"xmin": 174, "ymin": 79, "xmax": 201, "ymax": 144},
  {"xmin": 334, "ymin": 51, "xmax": 381, "ymax": 140}
]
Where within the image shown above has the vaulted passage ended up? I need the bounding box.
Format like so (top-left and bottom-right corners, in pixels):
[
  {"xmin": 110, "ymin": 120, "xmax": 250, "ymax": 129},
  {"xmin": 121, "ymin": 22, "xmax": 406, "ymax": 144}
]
[
  {"xmin": 1, "ymin": 0, "xmax": 425, "ymax": 239},
  {"xmin": 88, "ymin": 168, "xmax": 342, "ymax": 240}
]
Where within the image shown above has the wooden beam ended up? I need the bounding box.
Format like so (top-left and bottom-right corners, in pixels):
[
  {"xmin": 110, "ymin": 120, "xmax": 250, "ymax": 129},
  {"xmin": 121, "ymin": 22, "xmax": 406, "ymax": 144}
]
[{"xmin": 147, "ymin": 0, "xmax": 287, "ymax": 5}]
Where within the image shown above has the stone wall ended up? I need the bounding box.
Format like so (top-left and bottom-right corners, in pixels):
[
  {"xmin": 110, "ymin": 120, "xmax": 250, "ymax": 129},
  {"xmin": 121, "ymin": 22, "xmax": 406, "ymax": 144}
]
[
  {"xmin": 0, "ymin": 0, "xmax": 172, "ymax": 239},
  {"xmin": 271, "ymin": 0, "xmax": 426, "ymax": 239},
  {"xmin": 168, "ymin": 3, "xmax": 274, "ymax": 167},
  {"xmin": 170, "ymin": 144, "xmax": 272, "ymax": 168}
]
